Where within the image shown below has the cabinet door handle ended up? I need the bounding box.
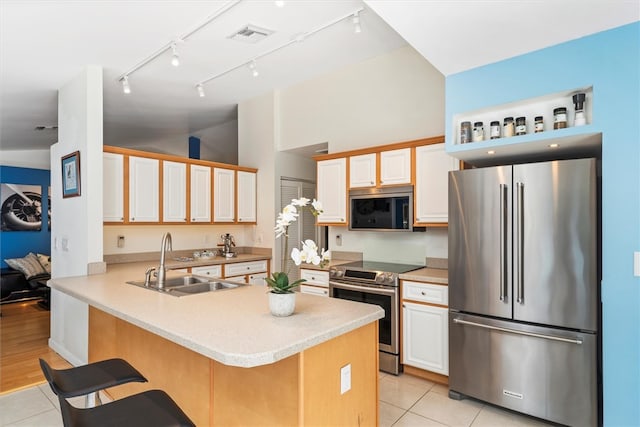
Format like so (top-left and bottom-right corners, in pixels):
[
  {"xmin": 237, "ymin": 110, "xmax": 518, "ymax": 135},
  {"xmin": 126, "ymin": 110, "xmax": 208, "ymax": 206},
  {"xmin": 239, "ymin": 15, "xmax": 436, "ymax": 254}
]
[{"xmin": 421, "ymin": 291, "xmax": 426, "ymax": 296}]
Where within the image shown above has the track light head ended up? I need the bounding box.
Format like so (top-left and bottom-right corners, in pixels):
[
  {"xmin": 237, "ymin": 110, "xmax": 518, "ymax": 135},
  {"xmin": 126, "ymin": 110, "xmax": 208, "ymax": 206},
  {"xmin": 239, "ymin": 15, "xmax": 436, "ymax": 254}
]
[
  {"xmin": 122, "ymin": 76, "xmax": 131, "ymax": 94},
  {"xmin": 352, "ymin": 12, "xmax": 361, "ymax": 34},
  {"xmin": 197, "ymin": 84, "xmax": 205, "ymax": 98},
  {"xmin": 171, "ymin": 43, "xmax": 180, "ymax": 67},
  {"xmin": 249, "ymin": 61, "xmax": 259, "ymax": 77}
]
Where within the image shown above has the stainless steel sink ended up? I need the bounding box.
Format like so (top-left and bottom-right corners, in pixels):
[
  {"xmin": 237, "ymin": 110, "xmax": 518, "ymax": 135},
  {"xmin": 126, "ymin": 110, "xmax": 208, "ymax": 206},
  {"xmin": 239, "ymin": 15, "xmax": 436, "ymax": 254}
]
[
  {"xmin": 127, "ymin": 275, "xmax": 209, "ymax": 289},
  {"xmin": 126, "ymin": 275, "xmax": 243, "ymax": 296},
  {"xmin": 167, "ymin": 281, "xmax": 240, "ymax": 296}
]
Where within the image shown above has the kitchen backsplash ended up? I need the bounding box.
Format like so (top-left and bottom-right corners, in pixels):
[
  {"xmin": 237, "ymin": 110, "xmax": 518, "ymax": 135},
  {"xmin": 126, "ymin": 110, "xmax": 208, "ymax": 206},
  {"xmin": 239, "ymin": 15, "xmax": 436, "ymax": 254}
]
[
  {"xmin": 327, "ymin": 227, "xmax": 447, "ymax": 265},
  {"xmin": 103, "ymin": 224, "xmax": 253, "ymax": 255}
]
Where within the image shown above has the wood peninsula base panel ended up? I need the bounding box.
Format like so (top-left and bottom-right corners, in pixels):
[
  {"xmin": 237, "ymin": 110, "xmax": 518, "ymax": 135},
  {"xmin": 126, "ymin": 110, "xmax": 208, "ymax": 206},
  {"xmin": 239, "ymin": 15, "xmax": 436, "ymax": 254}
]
[{"xmin": 89, "ymin": 307, "xmax": 379, "ymax": 426}]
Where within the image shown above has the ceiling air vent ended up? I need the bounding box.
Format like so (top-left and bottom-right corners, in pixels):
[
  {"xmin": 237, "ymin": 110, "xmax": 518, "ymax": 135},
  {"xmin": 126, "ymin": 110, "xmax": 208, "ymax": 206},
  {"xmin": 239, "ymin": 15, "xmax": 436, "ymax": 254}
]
[
  {"xmin": 228, "ymin": 24, "xmax": 274, "ymax": 44},
  {"xmin": 34, "ymin": 125, "xmax": 58, "ymax": 131}
]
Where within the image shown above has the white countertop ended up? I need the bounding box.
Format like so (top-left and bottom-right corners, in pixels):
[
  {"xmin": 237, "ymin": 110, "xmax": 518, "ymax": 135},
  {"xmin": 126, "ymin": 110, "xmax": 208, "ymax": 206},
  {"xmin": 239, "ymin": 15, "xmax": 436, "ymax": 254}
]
[{"xmin": 49, "ymin": 262, "xmax": 384, "ymax": 368}]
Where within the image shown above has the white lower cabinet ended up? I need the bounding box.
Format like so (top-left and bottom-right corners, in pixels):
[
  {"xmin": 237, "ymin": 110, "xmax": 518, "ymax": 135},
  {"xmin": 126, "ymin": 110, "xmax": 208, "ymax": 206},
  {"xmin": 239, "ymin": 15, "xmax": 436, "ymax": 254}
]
[
  {"xmin": 299, "ymin": 269, "xmax": 329, "ymax": 297},
  {"xmin": 300, "ymin": 285, "xmax": 329, "ymax": 297},
  {"xmin": 248, "ymin": 272, "xmax": 267, "ymax": 286},
  {"xmin": 191, "ymin": 265, "xmax": 222, "ymax": 278},
  {"xmin": 402, "ymin": 280, "xmax": 449, "ymax": 376},
  {"xmin": 223, "ymin": 260, "xmax": 268, "ymax": 284}
]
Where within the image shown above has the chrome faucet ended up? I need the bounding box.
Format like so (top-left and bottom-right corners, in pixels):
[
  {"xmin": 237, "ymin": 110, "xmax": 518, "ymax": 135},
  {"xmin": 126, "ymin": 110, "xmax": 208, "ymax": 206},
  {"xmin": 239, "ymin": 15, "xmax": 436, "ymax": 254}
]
[{"xmin": 156, "ymin": 232, "xmax": 173, "ymax": 289}]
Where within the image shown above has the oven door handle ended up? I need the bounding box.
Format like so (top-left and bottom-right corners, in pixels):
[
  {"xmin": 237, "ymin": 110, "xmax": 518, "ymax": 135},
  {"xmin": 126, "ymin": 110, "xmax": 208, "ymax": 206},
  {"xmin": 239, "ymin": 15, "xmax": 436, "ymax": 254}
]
[{"xmin": 329, "ymin": 280, "xmax": 397, "ymax": 296}]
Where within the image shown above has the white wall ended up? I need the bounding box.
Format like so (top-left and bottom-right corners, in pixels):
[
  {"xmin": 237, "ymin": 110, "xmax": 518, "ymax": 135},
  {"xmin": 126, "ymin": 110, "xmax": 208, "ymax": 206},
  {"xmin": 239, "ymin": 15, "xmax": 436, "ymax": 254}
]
[
  {"xmin": 0, "ymin": 149, "xmax": 51, "ymax": 169},
  {"xmin": 118, "ymin": 119, "xmax": 238, "ymax": 164},
  {"xmin": 51, "ymin": 65, "xmax": 104, "ymax": 278},
  {"xmin": 279, "ymin": 46, "xmax": 445, "ymax": 153},
  {"xmin": 196, "ymin": 120, "xmax": 238, "ymax": 164},
  {"xmin": 274, "ymin": 46, "xmax": 448, "ymax": 263},
  {"xmin": 238, "ymin": 92, "xmax": 277, "ymax": 257},
  {"xmin": 49, "ymin": 65, "xmax": 104, "ymax": 366}
]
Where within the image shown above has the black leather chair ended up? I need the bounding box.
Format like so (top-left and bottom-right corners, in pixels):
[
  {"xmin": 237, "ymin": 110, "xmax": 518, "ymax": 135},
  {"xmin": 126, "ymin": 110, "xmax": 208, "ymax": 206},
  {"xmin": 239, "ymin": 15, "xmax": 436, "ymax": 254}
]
[
  {"xmin": 39, "ymin": 358, "xmax": 147, "ymax": 407},
  {"xmin": 40, "ymin": 359, "xmax": 195, "ymax": 427}
]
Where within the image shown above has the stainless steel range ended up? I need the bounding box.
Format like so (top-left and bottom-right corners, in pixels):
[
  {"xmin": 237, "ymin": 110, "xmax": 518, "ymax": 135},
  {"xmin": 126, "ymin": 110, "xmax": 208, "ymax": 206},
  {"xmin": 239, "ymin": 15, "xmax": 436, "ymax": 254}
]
[{"xmin": 329, "ymin": 260, "xmax": 423, "ymax": 375}]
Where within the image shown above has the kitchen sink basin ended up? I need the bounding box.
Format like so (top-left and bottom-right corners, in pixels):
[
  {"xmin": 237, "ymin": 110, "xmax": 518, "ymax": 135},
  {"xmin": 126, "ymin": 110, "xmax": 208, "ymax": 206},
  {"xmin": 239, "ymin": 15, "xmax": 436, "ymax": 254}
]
[
  {"xmin": 167, "ymin": 281, "xmax": 240, "ymax": 296},
  {"xmin": 127, "ymin": 275, "xmax": 210, "ymax": 289},
  {"xmin": 126, "ymin": 275, "xmax": 243, "ymax": 296}
]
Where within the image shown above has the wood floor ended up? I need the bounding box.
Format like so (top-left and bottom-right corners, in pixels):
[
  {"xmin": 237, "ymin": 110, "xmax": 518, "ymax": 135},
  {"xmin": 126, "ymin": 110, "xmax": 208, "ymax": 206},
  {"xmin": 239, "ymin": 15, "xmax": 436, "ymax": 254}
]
[{"xmin": 0, "ymin": 301, "xmax": 71, "ymax": 394}]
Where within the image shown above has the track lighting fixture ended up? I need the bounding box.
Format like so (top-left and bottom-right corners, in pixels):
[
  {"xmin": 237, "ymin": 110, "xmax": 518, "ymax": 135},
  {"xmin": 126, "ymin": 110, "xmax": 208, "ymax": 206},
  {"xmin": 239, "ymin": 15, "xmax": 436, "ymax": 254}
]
[
  {"xmin": 194, "ymin": 7, "xmax": 364, "ymax": 91},
  {"xmin": 121, "ymin": 76, "xmax": 131, "ymax": 94},
  {"xmin": 197, "ymin": 84, "xmax": 205, "ymax": 98},
  {"xmin": 171, "ymin": 43, "xmax": 180, "ymax": 67},
  {"xmin": 352, "ymin": 12, "xmax": 361, "ymax": 34},
  {"xmin": 249, "ymin": 61, "xmax": 259, "ymax": 77}
]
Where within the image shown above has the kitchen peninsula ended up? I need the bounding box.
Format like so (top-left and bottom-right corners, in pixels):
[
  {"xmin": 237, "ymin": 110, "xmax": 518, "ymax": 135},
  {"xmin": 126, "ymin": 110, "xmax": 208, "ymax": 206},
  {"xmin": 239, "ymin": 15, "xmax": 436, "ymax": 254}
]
[{"xmin": 49, "ymin": 262, "xmax": 383, "ymax": 426}]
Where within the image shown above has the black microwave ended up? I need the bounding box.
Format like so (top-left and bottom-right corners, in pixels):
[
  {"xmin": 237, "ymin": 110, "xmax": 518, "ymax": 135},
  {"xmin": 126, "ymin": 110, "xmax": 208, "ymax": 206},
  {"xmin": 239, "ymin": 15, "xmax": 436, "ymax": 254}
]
[{"xmin": 349, "ymin": 186, "xmax": 420, "ymax": 231}]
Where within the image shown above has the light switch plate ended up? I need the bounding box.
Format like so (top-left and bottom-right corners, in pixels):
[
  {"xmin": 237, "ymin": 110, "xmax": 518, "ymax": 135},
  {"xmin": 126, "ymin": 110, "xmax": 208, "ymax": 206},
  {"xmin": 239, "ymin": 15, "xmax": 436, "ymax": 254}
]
[
  {"xmin": 634, "ymin": 252, "xmax": 640, "ymax": 277},
  {"xmin": 340, "ymin": 364, "xmax": 351, "ymax": 394}
]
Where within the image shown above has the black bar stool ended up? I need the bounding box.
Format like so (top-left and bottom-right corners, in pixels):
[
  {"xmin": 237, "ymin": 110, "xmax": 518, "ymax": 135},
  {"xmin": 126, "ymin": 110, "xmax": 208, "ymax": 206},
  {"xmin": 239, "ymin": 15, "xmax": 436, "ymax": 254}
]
[
  {"xmin": 58, "ymin": 388, "xmax": 195, "ymax": 427},
  {"xmin": 40, "ymin": 359, "xmax": 195, "ymax": 427},
  {"xmin": 39, "ymin": 358, "xmax": 147, "ymax": 406}
]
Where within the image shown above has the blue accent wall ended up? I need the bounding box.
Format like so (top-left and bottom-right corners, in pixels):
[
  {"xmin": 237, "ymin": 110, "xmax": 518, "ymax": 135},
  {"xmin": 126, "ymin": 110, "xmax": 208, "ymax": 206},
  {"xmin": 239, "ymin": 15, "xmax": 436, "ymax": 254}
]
[
  {"xmin": 189, "ymin": 136, "xmax": 200, "ymax": 159},
  {"xmin": 0, "ymin": 166, "xmax": 51, "ymax": 268},
  {"xmin": 446, "ymin": 22, "xmax": 640, "ymax": 425}
]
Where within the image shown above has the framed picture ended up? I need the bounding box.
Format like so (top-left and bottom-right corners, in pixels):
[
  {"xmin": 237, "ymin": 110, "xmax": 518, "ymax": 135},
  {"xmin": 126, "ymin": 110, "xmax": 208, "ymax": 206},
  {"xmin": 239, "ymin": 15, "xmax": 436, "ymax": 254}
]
[
  {"xmin": 0, "ymin": 183, "xmax": 43, "ymax": 231},
  {"xmin": 61, "ymin": 151, "xmax": 81, "ymax": 198}
]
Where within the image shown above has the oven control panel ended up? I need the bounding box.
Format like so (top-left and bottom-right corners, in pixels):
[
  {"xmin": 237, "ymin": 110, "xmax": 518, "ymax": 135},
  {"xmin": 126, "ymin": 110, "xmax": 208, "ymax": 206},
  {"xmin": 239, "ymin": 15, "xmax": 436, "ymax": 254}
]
[{"xmin": 329, "ymin": 266, "xmax": 398, "ymax": 287}]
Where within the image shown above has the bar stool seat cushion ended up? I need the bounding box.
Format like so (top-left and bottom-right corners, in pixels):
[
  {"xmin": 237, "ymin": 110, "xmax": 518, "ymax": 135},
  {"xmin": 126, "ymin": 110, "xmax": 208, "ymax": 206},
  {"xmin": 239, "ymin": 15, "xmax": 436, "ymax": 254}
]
[
  {"xmin": 40, "ymin": 358, "xmax": 147, "ymax": 398},
  {"xmin": 59, "ymin": 389, "xmax": 195, "ymax": 427}
]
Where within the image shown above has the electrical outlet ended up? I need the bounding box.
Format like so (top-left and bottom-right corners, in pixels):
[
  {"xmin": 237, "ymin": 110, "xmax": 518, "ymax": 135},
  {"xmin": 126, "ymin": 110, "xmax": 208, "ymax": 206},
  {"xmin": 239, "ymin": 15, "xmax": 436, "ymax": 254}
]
[
  {"xmin": 340, "ymin": 364, "xmax": 351, "ymax": 394},
  {"xmin": 117, "ymin": 235, "xmax": 125, "ymax": 248},
  {"xmin": 61, "ymin": 237, "xmax": 69, "ymax": 252},
  {"xmin": 336, "ymin": 234, "xmax": 342, "ymax": 246}
]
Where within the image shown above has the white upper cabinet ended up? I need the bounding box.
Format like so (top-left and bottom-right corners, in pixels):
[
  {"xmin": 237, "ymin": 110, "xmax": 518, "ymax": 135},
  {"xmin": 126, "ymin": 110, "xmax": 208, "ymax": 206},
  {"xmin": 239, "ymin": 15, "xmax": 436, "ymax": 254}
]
[
  {"xmin": 103, "ymin": 152, "xmax": 124, "ymax": 222},
  {"xmin": 380, "ymin": 148, "xmax": 411, "ymax": 186},
  {"xmin": 190, "ymin": 165, "xmax": 211, "ymax": 223},
  {"xmin": 317, "ymin": 158, "xmax": 347, "ymax": 224},
  {"xmin": 415, "ymin": 143, "xmax": 459, "ymax": 223},
  {"xmin": 349, "ymin": 154, "xmax": 376, "ymax": 188},
  {"xmin": 163, "ymin": 161, "xmax": 187, "ymax": 223},
  {"xmin": 213, "ymin": 168, "xmax": 235, "ymax": 222},
  {"xmin": 129, "ymin": 156, "xmax": 159, "ymax": 222},
  {"xmin": 237, "ymin": 170, "xmax": 257, "ymax": 223}
]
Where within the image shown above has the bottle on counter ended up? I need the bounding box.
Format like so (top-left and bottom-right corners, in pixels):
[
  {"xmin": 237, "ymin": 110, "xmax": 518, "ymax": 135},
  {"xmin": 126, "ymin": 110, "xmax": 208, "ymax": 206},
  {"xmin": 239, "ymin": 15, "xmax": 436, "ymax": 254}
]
[
  {"xmin": 534, "ymin": 116, "xmax": 544, "ymax": 133},
  {"xmin": 460, "ymin": 121, "xmax": 472, "ymax": 144},
  {"xmin": 472, "ymin": 121, "xmax": 484, "ymax": 142},
  {"xmin": 515, "ymin": 117, "xmax": 527, "ymax": 136},
  {"xmin": 490, "ymin": 121, "xmax": 501, "ymax": 139},
  {"xmin": 503, "ymin": 117, "xmax": 515, "ymax": 137},
  {"xmin": 553, "ymin": 107, "xmax": 568, "ymax": 129}
]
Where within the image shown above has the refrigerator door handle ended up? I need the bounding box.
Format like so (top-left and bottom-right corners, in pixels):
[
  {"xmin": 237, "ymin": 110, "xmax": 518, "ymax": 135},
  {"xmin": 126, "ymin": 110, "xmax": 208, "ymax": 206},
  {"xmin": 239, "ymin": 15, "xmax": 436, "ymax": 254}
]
[
  {"xmin": 453, "ymin": 318, "xmax": 583, "ymax": 345},
  {"xmin": 515, "ymin": 182, "xmax": 524, "ymax": 304},
  {"xmin": 499, "ymin": 184, "xmax": 508, "ymax": 301}
]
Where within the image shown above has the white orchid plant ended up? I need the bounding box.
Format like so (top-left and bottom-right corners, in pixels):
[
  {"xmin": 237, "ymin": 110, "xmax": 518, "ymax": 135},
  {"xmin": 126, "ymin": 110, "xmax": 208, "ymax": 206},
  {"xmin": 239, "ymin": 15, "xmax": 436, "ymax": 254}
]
[{"xmin": 266, "ymin": 197, "xmax": 330, "ymax": 294}]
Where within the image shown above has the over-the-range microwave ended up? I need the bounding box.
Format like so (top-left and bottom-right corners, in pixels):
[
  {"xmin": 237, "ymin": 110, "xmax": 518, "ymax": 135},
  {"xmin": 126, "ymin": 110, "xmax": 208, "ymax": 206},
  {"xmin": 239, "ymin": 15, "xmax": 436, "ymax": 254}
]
[{"xmin": 349, "ymin": 186, "xmax": 424, "ymax": 232}]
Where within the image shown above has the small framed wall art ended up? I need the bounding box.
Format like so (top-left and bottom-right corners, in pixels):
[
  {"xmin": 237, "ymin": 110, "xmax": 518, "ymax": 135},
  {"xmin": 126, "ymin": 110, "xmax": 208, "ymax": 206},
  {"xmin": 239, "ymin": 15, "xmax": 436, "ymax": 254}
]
[{"xmin": 61, "ymin": 151, "xmax": 81, "ymax": 198}]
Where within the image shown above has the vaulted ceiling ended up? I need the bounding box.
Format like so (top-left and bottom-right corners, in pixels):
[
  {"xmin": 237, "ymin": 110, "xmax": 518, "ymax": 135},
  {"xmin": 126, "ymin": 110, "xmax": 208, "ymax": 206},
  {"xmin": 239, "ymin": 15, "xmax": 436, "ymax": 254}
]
[{"xmin": 0, "ymin": 0, "xmax": 637, "ymax": 153}]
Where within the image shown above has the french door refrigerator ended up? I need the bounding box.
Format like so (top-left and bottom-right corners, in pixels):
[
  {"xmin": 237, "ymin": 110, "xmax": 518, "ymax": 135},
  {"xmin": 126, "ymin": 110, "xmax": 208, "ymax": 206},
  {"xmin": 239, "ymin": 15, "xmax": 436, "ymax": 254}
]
[{"xmin": 448, "ymin": 158, "xmax": 599, "ymax": 426}]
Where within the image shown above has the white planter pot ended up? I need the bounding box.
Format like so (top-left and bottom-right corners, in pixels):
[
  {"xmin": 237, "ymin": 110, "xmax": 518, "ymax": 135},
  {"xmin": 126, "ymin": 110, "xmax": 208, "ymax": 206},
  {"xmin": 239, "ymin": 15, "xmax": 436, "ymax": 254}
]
[{"xmin": 269, "ymin": 292, "xmax": 296, "ymax": 317}]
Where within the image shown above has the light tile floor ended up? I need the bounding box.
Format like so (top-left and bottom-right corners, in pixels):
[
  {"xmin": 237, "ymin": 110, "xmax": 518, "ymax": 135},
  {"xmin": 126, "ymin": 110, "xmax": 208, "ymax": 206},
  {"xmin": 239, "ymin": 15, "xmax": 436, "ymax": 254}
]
[
  {"xmin": 378, "ymin": 372, "xmax": 555, "ymax": 427},
  {"xmin": 0, "ymin": 373, "xmax": 555, "ymax": 426}
]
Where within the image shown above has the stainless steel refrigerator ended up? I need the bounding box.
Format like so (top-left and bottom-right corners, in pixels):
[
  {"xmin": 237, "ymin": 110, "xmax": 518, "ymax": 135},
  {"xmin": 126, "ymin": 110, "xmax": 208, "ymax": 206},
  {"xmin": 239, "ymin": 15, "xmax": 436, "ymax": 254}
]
[{"xmin": 448, "ymin": 158, "xmax": 599, "ymax": 426}]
